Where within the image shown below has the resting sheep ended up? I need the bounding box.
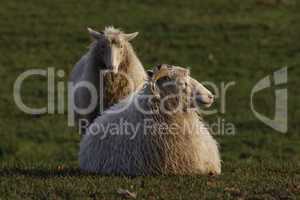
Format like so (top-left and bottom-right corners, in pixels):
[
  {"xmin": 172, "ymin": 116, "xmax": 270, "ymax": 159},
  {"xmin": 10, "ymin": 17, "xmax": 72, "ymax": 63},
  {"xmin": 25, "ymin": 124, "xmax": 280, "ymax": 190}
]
[
  {"xmin": 69, "ymin": 26, "xmax": 146, "ymax": 128},
  {"xmin": 79, "ymin": 64, "xmax": 221, "ymax": 176}
]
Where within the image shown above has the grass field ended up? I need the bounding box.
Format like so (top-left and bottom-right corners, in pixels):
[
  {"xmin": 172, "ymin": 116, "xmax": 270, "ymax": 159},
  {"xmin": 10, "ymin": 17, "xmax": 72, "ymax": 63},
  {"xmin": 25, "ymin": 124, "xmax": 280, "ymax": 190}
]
[{"xmin": 0, "ymin": 0, "xmax": 300, "ymax": 199}]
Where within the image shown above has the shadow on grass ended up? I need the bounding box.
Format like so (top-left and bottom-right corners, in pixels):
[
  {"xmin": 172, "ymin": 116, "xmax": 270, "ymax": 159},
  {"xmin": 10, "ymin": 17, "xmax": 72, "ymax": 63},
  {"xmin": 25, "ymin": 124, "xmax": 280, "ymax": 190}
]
[
  {"xmin": 0, "ymin": 167, "xmax": 96, "ymax": 178},
  {"xmin": 0, "ymin": 167, "xmax": 222, "ymax": 179}
]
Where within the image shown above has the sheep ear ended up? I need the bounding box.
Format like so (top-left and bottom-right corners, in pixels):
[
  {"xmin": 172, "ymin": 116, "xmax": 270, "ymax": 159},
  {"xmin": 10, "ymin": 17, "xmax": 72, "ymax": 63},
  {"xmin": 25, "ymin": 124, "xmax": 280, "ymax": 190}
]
[
  {"xmin": 153, "ymin": 64, "xmax": 170, "ymax": 81},
  {"xmin": 147, "ymin": 70, "xmax": 154, "ymax": 78},
  {"xmin": 123, "ymin": 32, "xmax": 139, "ymax": 41},
  {"xmin": 87, "ymin": 27, "xmax": 103, "ymax": 40}
]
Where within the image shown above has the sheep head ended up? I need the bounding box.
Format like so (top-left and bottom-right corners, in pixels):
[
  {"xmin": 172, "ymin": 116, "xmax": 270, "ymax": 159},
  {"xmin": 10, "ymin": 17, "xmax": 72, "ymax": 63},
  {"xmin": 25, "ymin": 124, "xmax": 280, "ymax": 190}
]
[
  {"xmin": 148, "ymin": 64, "xmax": 214, "ymax": 113},
  {"xmin": 88, "ymin": 26, "xmax": 138, "ymax": 73}
]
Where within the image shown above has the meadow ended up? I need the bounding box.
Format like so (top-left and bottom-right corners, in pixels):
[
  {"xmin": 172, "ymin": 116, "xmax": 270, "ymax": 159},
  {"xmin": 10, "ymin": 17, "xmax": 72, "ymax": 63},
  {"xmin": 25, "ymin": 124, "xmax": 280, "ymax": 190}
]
[{"xmin": 0, "ymin": 0, "xmax": 299, "ymax": 199}]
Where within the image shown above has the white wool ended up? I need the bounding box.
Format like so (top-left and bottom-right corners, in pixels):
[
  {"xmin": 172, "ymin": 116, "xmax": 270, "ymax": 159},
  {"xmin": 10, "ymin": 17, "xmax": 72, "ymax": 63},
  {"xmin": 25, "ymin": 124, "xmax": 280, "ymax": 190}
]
[{"xmin": 79, "ymin": 66, "xmax": 221, "ymax": 176}]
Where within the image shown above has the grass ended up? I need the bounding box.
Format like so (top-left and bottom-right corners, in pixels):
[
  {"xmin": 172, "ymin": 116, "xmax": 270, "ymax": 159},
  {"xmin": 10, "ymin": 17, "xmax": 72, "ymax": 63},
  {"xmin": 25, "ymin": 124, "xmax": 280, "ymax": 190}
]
[{"xmin": 0, "ymin": 0, "xmax": 300, "ymax": 199}]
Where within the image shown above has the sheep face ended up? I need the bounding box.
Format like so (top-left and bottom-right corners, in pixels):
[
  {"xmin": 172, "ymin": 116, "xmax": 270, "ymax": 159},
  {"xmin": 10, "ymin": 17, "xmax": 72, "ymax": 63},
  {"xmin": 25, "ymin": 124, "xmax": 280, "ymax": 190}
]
[
  {"xmin": 88, "ymin": 27, "xmax": 138, "ymax": 73},
  {"xmin": 149, "ymin": 64, "xmax": 214, "ymax": 113}
]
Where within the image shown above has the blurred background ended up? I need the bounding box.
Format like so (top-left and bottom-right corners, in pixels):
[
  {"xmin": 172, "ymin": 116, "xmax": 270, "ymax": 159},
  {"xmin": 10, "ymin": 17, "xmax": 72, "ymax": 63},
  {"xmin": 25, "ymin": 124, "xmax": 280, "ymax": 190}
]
[{"xmin": 0, "ymin": 0, "xmax": 299, "ymax": 199}]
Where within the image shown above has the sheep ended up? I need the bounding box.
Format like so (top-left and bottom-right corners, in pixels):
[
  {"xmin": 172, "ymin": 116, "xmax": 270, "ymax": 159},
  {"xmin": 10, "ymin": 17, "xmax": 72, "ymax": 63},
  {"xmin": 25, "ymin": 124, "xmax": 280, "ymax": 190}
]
[
  {"xmin": 69, "ymin": 26, "xmax": 147, "ymax": 129},
  {"xmin": 79, "ymin": 64, "xmax": 221, "ymax": 176}
]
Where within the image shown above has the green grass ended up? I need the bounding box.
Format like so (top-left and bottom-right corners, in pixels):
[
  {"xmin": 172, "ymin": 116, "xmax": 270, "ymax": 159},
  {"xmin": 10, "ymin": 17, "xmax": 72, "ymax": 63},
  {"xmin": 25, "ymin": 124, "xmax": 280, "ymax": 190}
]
[{"xmin": 0, "ymin": 0, "xmax": 300, "ymax": 199}]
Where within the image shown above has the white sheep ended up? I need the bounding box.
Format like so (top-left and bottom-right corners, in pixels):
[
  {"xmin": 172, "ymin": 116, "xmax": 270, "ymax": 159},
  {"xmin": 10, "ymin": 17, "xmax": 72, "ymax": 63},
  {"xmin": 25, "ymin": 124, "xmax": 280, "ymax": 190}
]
[
  {"xmin": 69, "ymin": 26, "xmax": 146, "ymax": 128},
  {"xmin": 79, "ymin": 64, "xmax": 221, "ymax": 176}
]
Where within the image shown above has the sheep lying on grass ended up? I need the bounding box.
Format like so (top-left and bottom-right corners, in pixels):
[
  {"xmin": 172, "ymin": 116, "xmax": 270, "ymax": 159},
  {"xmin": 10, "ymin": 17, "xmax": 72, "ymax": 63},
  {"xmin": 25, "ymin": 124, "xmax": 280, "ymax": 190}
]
[
  {"xmin": 69, "ymin": 26, "xmax": 146, "ymax": 128},
  {"xmin": 79, "ymin": 64, "xmax": 221, "ymax": 176}
]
